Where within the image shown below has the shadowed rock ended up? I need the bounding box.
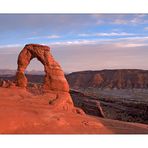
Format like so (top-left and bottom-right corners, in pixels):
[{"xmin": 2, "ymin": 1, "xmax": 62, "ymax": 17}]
[
  {"xmin": 70, "ymin": 90, "xmax": 105, "ymax": 118},
  {"xmin": 66, "ymin": 69, "xmax": 148, "ymax": 89}
]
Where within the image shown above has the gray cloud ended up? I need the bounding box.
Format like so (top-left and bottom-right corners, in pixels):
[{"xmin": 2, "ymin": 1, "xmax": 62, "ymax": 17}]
[
  {"xmin": 78, "ymin": 32, "xmax": 135, "ymax": 37},
  {"xmin": 0, "ymin": 14, "xmax": 95, "ymax": 33},
  {"xmin": 92, "ymin": 14, "xmax": 148, "ymax": 25},
  {"xmin": 27, "ymin": 35, "xmax": 61, "ymax": 40}
]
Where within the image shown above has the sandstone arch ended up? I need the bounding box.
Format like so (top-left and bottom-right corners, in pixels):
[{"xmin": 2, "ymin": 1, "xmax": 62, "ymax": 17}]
[{"xmin": 16, "ymin": 44, "xmax": 69, "ymax": 92}]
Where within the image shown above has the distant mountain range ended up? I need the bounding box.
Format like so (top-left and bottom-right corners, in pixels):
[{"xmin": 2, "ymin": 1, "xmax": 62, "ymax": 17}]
[
  {"xmin": 66, "ymin": 69, "xmax": 148, "ymax": 89},
  {"xmin": 1, "ymin": 69, "xmax": 148, "ymax": 89},
  {"xmin": 0, "ymin": 69, "xmax": 16, "ymax": 75},
  {"xmin": 0, "ymin": 69, "xmax": 44, "ymax": 76}
]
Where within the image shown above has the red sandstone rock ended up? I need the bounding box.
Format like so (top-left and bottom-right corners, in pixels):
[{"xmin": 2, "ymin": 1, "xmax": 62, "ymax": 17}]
[
  {"xmin": 0, "ymin": 79, "xmax": 16, "ymax": 88},
  {"xmin": 0, "ymin": 87, "xmax": 148, "ymax": 134},
  {"xmin": 16, "ymin": 44, "xmax": 69, "ymax": 92},
  {"xmin": 15, "ymin": 44, "xmax": 82, "ymax": 113}
]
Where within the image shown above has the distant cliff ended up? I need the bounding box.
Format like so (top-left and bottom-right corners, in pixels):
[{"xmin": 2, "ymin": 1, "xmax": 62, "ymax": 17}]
[
  {"xmin": 1, "ymin": 69, "xmax": 148, "ymax": 89},
  {"xmin": 0, "ymin": 69, "xmax": 44, "ymax": 76},
  {"xmin": 66, "ymin": 69, "xmax": 148, "ymax": 89}
]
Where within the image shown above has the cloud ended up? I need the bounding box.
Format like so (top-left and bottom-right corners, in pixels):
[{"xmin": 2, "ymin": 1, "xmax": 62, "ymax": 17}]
[
  {"xmin": 50, "ymin": 40, "xmax": 98, "ymax": 46},
  {"xmin": 114, "ymin": 43, "xmax": 148, "ymax": 48},
  {"xmin": 0, "ymin": 14, "xmax": 94, "ymax": 33},
  {"xmin": 96, "ymin": 20, "xmax": 105, "ymax": 25},
  {"xmin": 1, "ymin": 35, "xmax": 148, "ymax": 50},
  {"xmin": 47, "ymin": 35, "xmax": 60, "ymax": 39},
  {"xmin": 92, "ymin": 14, "xmax": 148, "ymax": 25},
  {"xmin": 1, "ymin": 14, "xmax": 148, "ymax": 49},
  {"xmin": 0, "ymin": 44, "xmax": 22, "ymax": 48},
  {"xmin": 144, "ymin": 27, "xmax": 148, "ymax": 30},
  {"xmin": 48, "ymin": 35, "xmax": 148, "ymax": 47},
  {"xmin": 27, "ymin": 35, "xmax": 60, "ymax": 40},
  {"xmin": 1, "ymin": 14, "xmax": 148, "ymax": 72},
  {"xmin": 112, "ymin": 19, "xmax": 128, "ymax": 25},
  {"xmin": 78, "ymin": 32, "xmax": 135, "ymax": 37}
]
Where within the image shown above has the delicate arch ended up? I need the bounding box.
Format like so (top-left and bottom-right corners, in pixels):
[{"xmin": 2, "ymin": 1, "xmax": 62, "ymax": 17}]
[{"xmin": 16, "ymin": 44, "xmax": 69, "ymax": 92}]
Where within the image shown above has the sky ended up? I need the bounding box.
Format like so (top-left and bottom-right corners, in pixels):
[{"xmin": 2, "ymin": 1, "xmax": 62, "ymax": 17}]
[{"xmin": 0, "ymin": 14, "xmax": 148, "ymax": 73}]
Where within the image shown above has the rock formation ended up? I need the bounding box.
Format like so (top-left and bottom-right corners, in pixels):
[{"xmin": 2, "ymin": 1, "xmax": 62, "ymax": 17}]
[
  {"xmin": 1, "ymin": 44, "xmax": 105, "ymax": 117},
  {"xmin": 1, "ymin": 87, "xmax": 148, "ymax": 134},
  {"xmin": 0, "ymin": 79, "xmax": 15, "ymax": 88},
  {"xmin": 16, "ymin": 44, "xmax": 69, "ymax": 92},
  {"xmin": 16, "ymin": 44, "xmax": 76, "ymax": 112},
  {"xmin": 66, "ymin": 69, "xmax": 148, "ymax": 89}
]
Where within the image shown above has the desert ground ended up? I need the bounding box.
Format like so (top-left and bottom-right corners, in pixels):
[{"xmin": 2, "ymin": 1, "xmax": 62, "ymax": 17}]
[{"xmin": 0, "ymin": 87, "xmax": 148, "ymax": 134}]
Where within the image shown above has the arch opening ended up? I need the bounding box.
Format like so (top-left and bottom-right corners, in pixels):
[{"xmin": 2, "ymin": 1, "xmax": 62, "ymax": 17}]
[{"xmin": 25, "ymin": 58, "xmax": 45, "ymax": 84}]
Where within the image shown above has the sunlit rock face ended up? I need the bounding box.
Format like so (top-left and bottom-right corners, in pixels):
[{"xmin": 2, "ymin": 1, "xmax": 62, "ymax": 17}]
[
  {"xmin": 16, "ymin": 44, "xmax": 69, "ymax": 92},
  {"xmin": 16, "ymin": 44, "xmax": 75, "ymax": 112}
]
